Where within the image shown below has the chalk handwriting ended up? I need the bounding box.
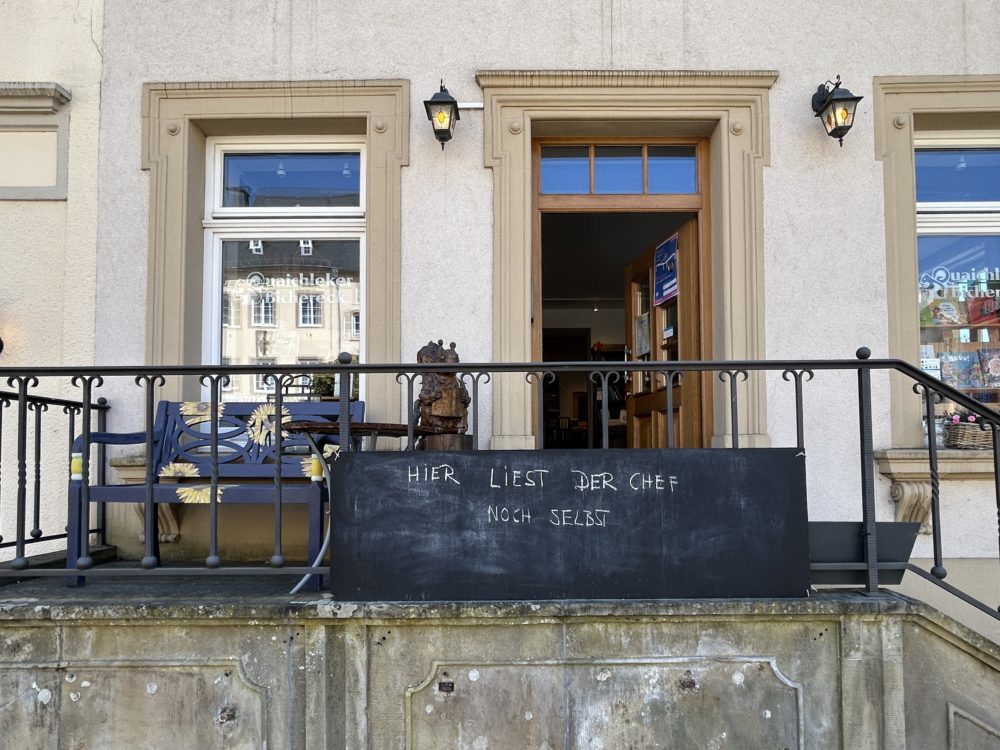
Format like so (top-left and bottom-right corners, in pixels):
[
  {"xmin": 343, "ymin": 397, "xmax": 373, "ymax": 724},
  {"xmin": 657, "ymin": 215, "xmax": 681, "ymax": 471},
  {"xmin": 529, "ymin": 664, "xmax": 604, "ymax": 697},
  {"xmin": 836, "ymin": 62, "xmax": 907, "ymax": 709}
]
[
  {"xmin": 627, "ymin": 473, "xmax": 679, "ymax": 492},
  {"xmin": 489, "ymin": 466, "xmax": 549, "ymax": 488},
  {"xmin": 487, "ymin": 505, "xmax": 532, "ymax": 524},
  {"xmin": 407, "ymin": 464, "xmax": 460, "ymax": 485},
  {"xmin": 549, "ymin": 509, "xmax": 611, "ymax": 527},
  {"xmin": 571, "ymin": 471, "xmax": 618, "ymax": 492}
]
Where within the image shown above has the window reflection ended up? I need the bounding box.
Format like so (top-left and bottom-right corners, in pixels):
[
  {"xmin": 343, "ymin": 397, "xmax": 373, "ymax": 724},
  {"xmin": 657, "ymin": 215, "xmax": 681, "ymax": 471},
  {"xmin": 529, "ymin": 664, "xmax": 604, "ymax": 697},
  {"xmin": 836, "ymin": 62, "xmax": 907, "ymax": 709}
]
[
  {"xmin": 648, "ymin": 146, "xmax": 697, "ymax": 194},
  {"xmin": 918, "ymin": 235, "xmax": 1000, "ymax": 407},
  {"xmin": 540, "ymin": 143, "xmax": 698, "ymax": 196},
  {"xmin": 540, "ymin": 146, "xmax": 589, "ymax": 194},
  {"xmin": 220, "ymin": 239, "xmax": 361, "ymax": 401},
  {"xmin": 594, "ymin": 146, "xmax": 642, "ymax": 194},
  {"xmin": 222, "ymin": 153, "xmax": 361, "ymax": 208},
  {"xmin": 916, "ymin": 149, "xmax": 1000, "ymax": 203}
]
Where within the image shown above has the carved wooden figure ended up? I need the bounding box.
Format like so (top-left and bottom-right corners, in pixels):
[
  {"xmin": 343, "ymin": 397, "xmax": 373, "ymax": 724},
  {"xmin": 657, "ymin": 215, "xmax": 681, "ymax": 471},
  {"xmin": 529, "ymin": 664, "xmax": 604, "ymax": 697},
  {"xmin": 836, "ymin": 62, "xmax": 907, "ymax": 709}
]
[{"xmin": 415, "ymin": 340, "xmax": 471, "ymax": 440}]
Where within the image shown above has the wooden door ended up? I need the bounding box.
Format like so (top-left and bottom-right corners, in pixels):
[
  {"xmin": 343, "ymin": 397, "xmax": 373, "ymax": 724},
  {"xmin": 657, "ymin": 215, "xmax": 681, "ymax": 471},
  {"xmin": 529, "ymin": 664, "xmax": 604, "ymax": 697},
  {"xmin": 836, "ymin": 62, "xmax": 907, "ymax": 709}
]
[{"xmin": 625, "ymin": 218, "xmax": 704, "ymax": 448}]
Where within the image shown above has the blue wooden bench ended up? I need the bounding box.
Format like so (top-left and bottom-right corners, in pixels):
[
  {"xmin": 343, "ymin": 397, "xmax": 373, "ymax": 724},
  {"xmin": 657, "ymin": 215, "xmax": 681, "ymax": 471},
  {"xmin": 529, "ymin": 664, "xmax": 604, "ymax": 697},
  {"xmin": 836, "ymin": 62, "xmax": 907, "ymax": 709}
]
[{"xmin": 67, "ymin": 399, "xmax": 364, "ymax": 585}]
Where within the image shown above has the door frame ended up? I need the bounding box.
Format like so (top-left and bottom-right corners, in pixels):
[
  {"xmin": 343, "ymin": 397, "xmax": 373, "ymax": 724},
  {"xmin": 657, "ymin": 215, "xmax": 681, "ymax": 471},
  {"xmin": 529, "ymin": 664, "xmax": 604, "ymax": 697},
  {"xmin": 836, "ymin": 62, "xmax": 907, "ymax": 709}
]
[
  {"xmin": 478, "ymin": 69, "xmax": 777, "ymax": 450},
  {"xmin": 531, "ymin": 136, "xmax": 713, "ymax": 446}
]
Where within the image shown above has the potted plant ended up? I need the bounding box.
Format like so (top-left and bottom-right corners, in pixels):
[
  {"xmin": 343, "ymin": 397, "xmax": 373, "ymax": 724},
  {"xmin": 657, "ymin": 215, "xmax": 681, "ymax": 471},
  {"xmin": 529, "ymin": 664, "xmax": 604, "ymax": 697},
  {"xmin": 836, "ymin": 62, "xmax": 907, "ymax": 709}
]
[
  {"xmin": 943, "ymin": 409, "xmax": 993, "ymax": 449},
  {"xmin": 312, "ymin": 354, "xmax": 360, "ymax": 401},
  {"xmin": 311, "ymin": 372, "xmax": 337, "ymax": 400}
]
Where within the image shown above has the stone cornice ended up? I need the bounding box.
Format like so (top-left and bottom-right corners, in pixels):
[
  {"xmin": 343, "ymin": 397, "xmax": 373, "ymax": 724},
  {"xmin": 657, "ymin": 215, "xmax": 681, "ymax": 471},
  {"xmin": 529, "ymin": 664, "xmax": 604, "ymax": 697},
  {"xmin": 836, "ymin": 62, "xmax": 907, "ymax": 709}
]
[
  {"xmin": 0, "ymin": 82, "xmax": 71, "ymax": 113},
  {"xmin": 476, "ymin": 70, "xmax": 779, "ymax": 89},
  {"xmin": 875, "ymin": 448, "xmax": 996, "ymax": 482}
]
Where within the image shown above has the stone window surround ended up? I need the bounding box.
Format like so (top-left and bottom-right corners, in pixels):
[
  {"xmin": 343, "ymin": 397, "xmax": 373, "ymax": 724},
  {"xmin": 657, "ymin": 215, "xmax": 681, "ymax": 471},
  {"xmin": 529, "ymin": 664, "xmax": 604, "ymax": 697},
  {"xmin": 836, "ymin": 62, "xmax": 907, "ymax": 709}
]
[
  {"xmin": 141, "ymin": 81, "xmax": 408, "ymax": 419},
  {"xmin": 873, "ymin": 76, "xmax": 1000, "ymax": 525},
  {"xmin": 0, "ymin": 82, "xmax": 71, "ymax": 200},
  {"xmin": 476, "ymin": 70, "xmax": 778, "ymax": 448}
]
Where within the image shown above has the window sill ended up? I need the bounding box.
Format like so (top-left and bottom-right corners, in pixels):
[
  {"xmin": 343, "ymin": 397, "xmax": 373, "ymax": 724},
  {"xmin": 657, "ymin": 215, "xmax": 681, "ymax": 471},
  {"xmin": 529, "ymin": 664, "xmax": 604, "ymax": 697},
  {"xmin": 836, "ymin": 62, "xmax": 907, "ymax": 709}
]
[
  {"xmin": 875, "ymin": 448, "xmax": 996, "ymax": 482},
  {"xmin": 875, "ymin": 448, "xmax": 995, "ymax": 534}
]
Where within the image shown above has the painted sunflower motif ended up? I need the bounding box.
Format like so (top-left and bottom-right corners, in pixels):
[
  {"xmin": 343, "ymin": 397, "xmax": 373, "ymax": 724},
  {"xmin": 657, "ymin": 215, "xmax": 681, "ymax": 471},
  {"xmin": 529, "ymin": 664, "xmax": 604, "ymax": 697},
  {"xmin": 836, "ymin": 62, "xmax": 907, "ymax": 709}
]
[
  {"xmin": 179, "ymin": 401, "xmax": 226, "ymax": 426},
  {"xmin": 299, "ymin": 444, "xmax": 338, "ymax": 477},
  {"xmin": 246, "ymin": 404, "xmax": 291, "ymax": 446},
  {"xmin": 158, "ymin": 461, "xmax": 200, "ymax": 479},
  {"xmin": 175, "ymin": 485, "xmax": 225, "ymax": 504}
]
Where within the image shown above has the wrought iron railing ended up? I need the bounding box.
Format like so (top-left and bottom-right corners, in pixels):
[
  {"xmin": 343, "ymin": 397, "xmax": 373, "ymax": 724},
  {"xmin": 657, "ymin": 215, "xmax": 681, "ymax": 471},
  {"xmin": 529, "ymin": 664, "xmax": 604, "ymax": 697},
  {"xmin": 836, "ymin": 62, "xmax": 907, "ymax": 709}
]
[
  {"xmin": 0, "ymin": 350, "xmax": 996, "ymax": 622},
  {"xmin": 0, "ymin": 387, "xmax": 109, "ymax": 558}
]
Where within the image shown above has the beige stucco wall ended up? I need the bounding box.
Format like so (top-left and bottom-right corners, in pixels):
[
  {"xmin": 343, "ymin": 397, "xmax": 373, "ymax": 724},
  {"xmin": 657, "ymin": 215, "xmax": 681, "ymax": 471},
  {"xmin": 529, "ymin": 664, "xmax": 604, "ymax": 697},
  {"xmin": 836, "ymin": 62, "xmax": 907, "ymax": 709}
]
[
  {"xmin": 0, "ymin": 0, "xmax": 103, "ymax": 560},
  {"xmin": 0, "ymin": 0, "xmax": 102, "ymax": 369}
]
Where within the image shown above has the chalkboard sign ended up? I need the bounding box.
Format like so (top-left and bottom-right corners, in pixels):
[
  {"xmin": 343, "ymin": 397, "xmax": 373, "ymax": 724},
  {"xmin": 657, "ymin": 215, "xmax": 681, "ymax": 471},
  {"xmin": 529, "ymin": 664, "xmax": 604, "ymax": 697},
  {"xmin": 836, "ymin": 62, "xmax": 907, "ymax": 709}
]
[{"xmin": 328, "ymin": 448, "xmax": 809, "ymax": 601}]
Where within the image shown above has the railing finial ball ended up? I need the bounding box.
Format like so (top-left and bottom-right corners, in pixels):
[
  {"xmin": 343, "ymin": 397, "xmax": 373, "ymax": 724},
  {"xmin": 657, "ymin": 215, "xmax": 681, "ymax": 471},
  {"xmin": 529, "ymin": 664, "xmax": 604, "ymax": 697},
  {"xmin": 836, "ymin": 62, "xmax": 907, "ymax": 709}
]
[
  {"xmin": 337, "ymin": 351, "xmax": 353, "ymax": 365},
  {"xmin": 856, "ymin": 347, "xmax": 871, "ymax": 360},
  {"xmin": 931, "ymin": 565, "xmax": 947, "ymax": 580}
]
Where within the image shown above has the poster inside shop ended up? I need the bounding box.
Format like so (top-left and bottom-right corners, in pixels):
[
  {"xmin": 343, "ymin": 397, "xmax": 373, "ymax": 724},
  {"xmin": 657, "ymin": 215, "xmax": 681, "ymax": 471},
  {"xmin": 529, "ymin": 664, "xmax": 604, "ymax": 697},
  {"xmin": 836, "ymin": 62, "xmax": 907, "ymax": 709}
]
[{"xmin": 653, "ymin": 233, "xmax": 679, "ymax": 305}]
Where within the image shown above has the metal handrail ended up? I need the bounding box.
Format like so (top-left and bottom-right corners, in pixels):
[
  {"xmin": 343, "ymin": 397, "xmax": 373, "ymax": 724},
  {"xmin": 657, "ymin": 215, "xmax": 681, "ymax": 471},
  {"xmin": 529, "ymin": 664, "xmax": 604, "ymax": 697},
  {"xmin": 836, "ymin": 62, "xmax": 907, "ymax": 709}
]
[{"xmin": 0, "ymin": 350, "xmax": 996, "ymax": 623}]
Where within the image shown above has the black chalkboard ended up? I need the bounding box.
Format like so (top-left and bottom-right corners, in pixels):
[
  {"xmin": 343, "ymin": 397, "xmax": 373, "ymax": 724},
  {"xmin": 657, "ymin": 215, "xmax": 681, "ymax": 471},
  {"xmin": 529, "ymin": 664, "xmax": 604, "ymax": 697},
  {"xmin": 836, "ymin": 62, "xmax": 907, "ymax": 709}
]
[{"xmin": 328, "ymin": 448, "xmax": 809, "ymax": 601}]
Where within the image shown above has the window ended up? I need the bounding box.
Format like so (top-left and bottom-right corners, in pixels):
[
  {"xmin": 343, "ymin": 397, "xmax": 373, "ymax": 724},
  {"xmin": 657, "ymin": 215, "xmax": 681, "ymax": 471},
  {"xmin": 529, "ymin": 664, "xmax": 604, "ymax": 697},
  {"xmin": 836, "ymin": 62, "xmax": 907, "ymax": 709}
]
[
  {"xmin": 344, "ymin": 311, "xmax": 361, "ymax": 340},
  {"xmin": 203, "ymin": 136, "xmax": 365, "ymax": 402},
  {"xmin": 540, "ymin": 143, "xmax": 696, "ymax": 195},
  {"xmin": 297, "ymin": 357, "xmax": 321, "ymax": 389},
  {"xmin": 221, "ymin": 292, "xmax": 239, "ymax": 327},
  {"xmin": 874, "ymin": 75, "xmax": 1000, "ymax": 445},
  {"xmin": 298, "ymin": 294, "xmax": 323, "ymax": 327},
  {"xmin": 253, "ymin": 357, "xmax": 276, "ymax": 393},
  {"xmin": 916, "ymin": 136, "xmax": 1000, "ymax": 413},
  {"xmin": 211, "ymin": 141, "xmax": 363, "ymax": 217},
  {"xmin": 250, "ymin": 292, "xmax": 276, "ymax": 327},
  {"xmin": 143, "ymin": 82, "xmax": 406, "ymax": 421}
]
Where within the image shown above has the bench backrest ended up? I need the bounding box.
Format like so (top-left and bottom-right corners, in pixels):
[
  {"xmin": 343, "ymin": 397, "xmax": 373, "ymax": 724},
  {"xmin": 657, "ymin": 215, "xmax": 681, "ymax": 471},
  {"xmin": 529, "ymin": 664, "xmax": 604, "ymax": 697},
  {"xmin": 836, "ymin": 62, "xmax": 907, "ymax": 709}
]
[{"xmin": 152, "ymin": 400, "xmax": 364, "ymax": 479}]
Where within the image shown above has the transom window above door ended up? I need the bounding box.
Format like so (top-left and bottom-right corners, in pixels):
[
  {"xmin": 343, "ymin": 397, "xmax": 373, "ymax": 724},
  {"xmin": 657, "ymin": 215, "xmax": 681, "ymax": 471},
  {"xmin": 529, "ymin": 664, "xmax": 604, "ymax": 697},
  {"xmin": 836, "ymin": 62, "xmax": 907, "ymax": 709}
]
[{"xmin": 540, "ymin": 144, "xmax": 697, "ymax": 195}]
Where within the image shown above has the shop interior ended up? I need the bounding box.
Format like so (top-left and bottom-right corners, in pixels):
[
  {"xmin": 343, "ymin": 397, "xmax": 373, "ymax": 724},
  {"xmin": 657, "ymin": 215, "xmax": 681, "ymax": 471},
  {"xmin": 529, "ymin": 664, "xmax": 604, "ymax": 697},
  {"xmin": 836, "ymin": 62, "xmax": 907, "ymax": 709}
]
[{"xmin": 541, "ymin": 211, "xmax": 693, "ymax": 448}]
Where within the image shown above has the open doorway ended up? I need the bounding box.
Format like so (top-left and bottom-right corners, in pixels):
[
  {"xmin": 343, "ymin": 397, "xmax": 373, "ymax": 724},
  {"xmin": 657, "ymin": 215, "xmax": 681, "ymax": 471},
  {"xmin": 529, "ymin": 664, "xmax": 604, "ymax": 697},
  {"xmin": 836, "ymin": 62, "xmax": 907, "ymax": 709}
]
[{"xmin": 539, "ymin": 211, "xmax": 705, "ymax": 448}]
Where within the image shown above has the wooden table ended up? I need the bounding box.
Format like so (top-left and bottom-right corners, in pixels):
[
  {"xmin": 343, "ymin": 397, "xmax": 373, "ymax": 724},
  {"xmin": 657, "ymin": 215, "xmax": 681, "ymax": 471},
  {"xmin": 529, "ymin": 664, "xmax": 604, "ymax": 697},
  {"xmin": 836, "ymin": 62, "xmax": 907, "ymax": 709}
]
[{"xmin": 286, "ymin": 420, "xmax": 437, "ymax": 451}]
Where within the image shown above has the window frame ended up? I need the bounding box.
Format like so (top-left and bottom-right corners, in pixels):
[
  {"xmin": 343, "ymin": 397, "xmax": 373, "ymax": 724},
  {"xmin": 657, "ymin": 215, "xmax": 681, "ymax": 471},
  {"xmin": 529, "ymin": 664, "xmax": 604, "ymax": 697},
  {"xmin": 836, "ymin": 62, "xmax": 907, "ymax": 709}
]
[
  {"xmin": 250, "ymin": 291, "xmax": 277, "ymax": 327},
  {"xmin": 202, "ymin": 134, "xmax": 367, "ymax": 395},
  {"xmin": 539, "ymin": 141, "xmax": 699, "ymax": 197},
  {"xmin": 914, "ymin": 132, "xmax": 1000, "ymax": 412},
  {"xmin": 298, "ymin": 293, "xmax": 324, "ymax": 328},
  {"xmin": 344, "ymin": 310, "xmax": 361, "ymax": 340},
  {"xmin": 141, "ymin": 81, "xmax": 407, "ymax": 423},
  {"xmin": 874, "ymin": 75, "xmax": 1000, "ymax": 446},
  {"xmin": 253, "ymin": 357, "xmax": 277, "ymax": 394},
  {"xmin": 205, "ymin": 135, "xmax": 366, "ymax": 220}
]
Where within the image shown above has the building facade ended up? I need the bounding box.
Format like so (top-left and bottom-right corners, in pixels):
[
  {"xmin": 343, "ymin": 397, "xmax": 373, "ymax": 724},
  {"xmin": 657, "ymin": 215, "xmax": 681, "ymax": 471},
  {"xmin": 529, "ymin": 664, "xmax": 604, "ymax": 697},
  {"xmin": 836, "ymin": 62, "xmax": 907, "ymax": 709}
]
[{"xmin": 3, "ymin": 0, "xmax": 1000, "ymax": 631}]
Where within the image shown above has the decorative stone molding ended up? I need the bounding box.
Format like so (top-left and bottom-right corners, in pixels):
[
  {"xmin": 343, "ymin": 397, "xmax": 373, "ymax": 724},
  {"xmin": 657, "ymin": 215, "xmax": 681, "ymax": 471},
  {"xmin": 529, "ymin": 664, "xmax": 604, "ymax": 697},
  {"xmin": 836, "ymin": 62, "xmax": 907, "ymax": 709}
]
[
  {"xmin": 0, "ymin": 82, "xmax": 71, "ymax": 200},
  {"xmin": 141, "ymin": 80, "xmax": 409, "ymax": 418},
  {"xmin": 477, "ymin": 69, "xmax": 778, "ymax": 448},
  {"xmin": 889, "ymin": 481, "xmax": 932, "ymax": 534},
  {"xmin": 875, "ymin": 448, "xmax": 997, "ymax": 533},
  {"xmin": 948, "ymin": 702, "xmax": 1000, "ymax": 748},
  {"xmin": 0, "ymin": 82, "xmax": 71, "ymax": 113},
  {"xmin": 873, "ymin": 76, "xmax": 1000, "ymax": 446}
]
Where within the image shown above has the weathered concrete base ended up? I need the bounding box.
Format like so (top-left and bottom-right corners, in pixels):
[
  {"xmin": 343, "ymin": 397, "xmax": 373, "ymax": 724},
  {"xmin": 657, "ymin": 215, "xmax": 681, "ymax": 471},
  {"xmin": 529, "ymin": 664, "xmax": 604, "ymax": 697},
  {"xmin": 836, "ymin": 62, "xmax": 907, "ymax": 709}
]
[{"xmin": 0, "ymin": 592, "xmax": 997, "ymax": 748}]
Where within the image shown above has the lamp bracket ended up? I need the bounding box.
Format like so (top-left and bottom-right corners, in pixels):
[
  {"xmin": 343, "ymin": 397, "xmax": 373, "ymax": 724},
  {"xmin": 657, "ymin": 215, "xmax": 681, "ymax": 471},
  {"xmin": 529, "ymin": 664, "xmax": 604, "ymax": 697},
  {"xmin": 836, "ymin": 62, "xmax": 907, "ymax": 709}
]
[{"xmin": 812, "ymin": 76, "xmax": 843, "ymax": 113}]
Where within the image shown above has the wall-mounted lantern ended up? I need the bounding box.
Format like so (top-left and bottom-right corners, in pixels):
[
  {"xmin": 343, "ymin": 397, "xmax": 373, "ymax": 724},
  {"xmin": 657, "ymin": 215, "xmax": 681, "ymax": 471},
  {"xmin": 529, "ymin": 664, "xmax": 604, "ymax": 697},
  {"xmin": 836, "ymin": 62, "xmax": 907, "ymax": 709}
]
[
  {"xmin": 424, "ymin": 81, "xmax": 460, "ymax": 149},
  {"xmin": 811, "ymin": 76, "xmax": 863, "ymax": 146}
]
